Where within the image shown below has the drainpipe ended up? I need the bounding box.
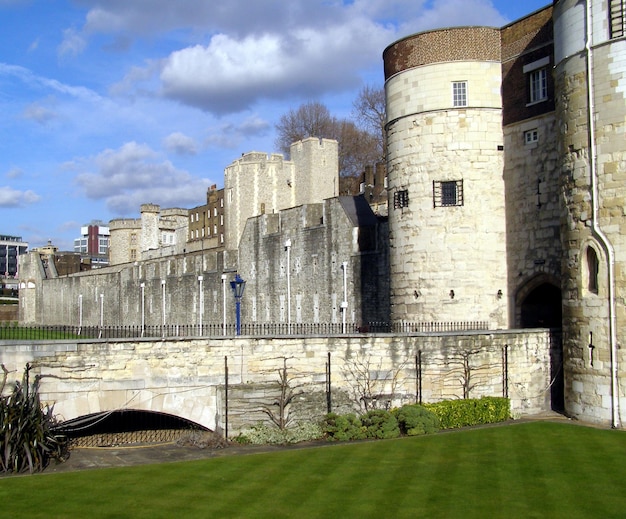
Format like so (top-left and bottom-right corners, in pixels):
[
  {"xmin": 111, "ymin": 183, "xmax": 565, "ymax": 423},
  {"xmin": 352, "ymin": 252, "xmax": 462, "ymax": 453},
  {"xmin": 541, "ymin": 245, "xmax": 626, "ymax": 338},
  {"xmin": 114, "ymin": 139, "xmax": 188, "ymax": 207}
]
[{"xmin": 585, "ymin": 1, "xmax": 620, "ymax": 428}]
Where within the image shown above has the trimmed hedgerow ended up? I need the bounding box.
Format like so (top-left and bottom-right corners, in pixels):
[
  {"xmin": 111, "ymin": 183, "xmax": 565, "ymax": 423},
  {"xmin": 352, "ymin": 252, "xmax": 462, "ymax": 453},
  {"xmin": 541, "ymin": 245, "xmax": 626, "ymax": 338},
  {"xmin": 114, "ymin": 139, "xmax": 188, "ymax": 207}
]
[
  {"xmin": 424, "ymin": 397, "xmax": 510, "ymax": 430},
  {"xmin": 321, "ymin": 413, "xmax": 366, "ymax": 442},
  {"xmin": 360, "ymin": 409, "xmax": 400, "ymax": 440},
  {"xmin": 392, "ymin": 404, "xmax": 440, "ymax": 436}
]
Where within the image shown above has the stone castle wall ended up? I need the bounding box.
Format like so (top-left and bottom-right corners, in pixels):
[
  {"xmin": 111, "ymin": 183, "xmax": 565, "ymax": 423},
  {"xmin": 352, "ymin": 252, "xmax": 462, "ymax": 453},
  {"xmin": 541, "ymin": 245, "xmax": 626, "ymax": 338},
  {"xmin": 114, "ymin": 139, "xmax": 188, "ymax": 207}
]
[
  {"xmin": 224, "ymin": 138, "xmax": 339, "ymax": 250},
  {"xmin": 18, "ymin": 197, "xmax": 388, "ymax": 328},
  {"xmin": 503, "ymin": 112, "xmax": 561, "ymax": 326},
  {"xmin": 0, "ymin": 330, "xmax": 556, "ymax": 435},
  {"xmin": 554, "ymin": 0, "xmax": 626, "ymax": 426}
]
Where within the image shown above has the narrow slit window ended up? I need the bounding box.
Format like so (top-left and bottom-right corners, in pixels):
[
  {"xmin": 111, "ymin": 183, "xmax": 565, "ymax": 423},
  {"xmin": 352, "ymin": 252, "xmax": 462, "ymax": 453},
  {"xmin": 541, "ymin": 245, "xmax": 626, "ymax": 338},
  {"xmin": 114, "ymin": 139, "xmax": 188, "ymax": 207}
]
[{"xmin": 587, "ymin": 246, "xmax": 599, "ymax": 294}]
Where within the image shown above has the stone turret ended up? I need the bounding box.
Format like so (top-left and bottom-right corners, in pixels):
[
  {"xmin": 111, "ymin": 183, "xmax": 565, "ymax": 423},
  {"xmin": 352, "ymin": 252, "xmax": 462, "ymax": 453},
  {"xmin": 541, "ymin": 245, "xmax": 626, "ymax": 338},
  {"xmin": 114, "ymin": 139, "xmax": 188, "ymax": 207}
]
[{"xmin": 384, "ymin": 26, "xmax": 508, "ymax": 328}]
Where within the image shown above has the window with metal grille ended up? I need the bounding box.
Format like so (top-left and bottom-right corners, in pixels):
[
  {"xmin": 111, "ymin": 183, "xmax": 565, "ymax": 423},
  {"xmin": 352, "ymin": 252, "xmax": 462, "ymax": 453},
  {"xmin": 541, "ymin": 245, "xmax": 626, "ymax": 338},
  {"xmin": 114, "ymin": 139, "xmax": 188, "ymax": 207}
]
[
  {"xmin": 610, "ymin": 0, "xmax": 625, "ymax": 38},
  {"xmin": 433, "ymin": 180, "xmax": 463, "ymax": 207},
  {"xmin": 452, "ymin": 81, "xmax": 467, "ymax": 107},
  {"xmin": 393, "ymin": 189, "xmax": 409, "ymax": 209}
]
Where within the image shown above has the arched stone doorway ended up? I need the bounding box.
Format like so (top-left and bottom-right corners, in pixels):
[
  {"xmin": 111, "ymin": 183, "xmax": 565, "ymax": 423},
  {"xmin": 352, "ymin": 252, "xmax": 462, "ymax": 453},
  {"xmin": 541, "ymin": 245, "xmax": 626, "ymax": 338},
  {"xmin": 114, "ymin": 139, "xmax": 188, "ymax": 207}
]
[
  {"xmin": 516, "ymin": 276, "xmax": 564, "ymax": 411},
  {"xmin": 520, "ymin": 283, "xmax": 562, "ymax": 328}
]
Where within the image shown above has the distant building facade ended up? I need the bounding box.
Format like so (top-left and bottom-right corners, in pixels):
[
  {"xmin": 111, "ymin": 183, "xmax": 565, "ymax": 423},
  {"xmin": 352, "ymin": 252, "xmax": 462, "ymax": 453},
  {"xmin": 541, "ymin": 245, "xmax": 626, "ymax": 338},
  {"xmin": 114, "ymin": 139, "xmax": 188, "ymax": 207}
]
[
  {"xmin": 109, "ymin": 204, "xmax": 189, "ymax": 264},
  {"xmin": 187, "ymin": 184, "xmax": 225, "ymax": 252},
  {"xmin": 0, "ymin": 234, "xmax": 28, "ymax": 279},
  {"xmin": 74, "ymin": 221, "xmax": 110, "ymax": 268}
]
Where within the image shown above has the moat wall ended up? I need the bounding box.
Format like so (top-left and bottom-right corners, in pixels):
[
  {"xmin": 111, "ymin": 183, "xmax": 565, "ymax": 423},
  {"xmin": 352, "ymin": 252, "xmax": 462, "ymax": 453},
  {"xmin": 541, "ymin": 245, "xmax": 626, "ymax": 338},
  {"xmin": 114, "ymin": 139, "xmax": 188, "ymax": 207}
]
[{"xmin": 0, "ymin": 329, "xmax": 557, "ymax": 435}]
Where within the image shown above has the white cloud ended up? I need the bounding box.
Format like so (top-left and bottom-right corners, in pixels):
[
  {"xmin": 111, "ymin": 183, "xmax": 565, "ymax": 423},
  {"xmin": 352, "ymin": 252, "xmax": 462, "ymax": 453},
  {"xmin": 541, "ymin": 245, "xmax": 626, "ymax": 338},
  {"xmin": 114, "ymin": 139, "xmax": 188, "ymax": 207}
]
[
  {"xmin": 159, "ymin": 20, "xmax": 388, "ymax": 114},
  {"xmin": 6, "ymin": 167, "xmax": 24, "ymax": 179},
  {"xmin": 58, "ymin": 28, "xmax": 87, "ymax": 57},
  {"xmin": 0, "ymin": 186, "xmax": 41, "ymax": 207},
  {"xmin": 163, "ymin": 132, "xmax": 197, "ymax": 155},
  {"xmin": 73, "ymin": 141, "xmax": 213, "ymax": 214},
  {"xmin": 23, "ymin": 102, "xmax": 57, "ymax": 124}
]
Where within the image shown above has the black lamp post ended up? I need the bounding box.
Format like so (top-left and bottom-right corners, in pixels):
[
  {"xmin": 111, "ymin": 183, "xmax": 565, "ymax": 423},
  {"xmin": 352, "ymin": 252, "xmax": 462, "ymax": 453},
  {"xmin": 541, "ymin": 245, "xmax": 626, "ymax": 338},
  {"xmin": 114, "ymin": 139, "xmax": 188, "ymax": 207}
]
[{"xmin": 230, "ymin": 274, "xmax": 246, "ymax": 335}]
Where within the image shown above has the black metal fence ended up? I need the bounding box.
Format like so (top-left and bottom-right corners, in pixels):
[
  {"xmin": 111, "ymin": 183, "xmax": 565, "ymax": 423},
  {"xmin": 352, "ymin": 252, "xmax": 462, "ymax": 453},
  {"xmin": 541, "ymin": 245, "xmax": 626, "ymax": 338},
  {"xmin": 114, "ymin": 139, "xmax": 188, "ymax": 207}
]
[{"xmin": 0, "ymin": 321, "xmax": 490, "ymax": 341}]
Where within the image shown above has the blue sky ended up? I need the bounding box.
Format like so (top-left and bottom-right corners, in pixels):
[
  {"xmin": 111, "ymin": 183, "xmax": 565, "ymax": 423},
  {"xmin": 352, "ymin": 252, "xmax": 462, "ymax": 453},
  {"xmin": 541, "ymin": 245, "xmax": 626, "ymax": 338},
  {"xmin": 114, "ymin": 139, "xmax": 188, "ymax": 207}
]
[{"xmin": 1, "ymin": 0, "xmax": 550, "ymax": 250}]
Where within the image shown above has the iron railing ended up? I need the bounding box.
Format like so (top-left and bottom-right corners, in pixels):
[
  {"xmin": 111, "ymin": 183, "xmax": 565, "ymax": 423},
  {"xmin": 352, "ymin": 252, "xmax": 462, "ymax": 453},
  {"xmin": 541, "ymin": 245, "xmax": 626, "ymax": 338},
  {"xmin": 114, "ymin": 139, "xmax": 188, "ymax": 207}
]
[{"xmin": 0, "ymin": 321, "xmax": 490, "ymax": 341}]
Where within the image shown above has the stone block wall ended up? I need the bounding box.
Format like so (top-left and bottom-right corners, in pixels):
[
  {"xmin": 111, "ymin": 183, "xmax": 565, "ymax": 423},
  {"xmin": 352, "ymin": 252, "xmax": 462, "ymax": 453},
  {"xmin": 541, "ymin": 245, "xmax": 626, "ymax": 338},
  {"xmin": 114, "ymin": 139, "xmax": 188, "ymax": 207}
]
[
  {"xmin": 503, "ymin": 112, "xmax": 561, "ymax": 325},
  {"xmin": 0, "ymin": 329, "xmax": 557, "ymax": 435}
]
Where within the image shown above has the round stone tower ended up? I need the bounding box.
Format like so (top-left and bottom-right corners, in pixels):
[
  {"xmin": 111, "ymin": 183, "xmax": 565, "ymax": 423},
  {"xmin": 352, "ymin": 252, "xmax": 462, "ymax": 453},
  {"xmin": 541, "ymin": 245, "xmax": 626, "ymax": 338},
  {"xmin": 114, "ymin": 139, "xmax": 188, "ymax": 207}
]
[
  {"xmin": 383, "ymin": 27, "xmax": 508, "ymax": 328},
  {"xmin": 553, "ymin": 0, "xmax": 626, "ymax": 427}
]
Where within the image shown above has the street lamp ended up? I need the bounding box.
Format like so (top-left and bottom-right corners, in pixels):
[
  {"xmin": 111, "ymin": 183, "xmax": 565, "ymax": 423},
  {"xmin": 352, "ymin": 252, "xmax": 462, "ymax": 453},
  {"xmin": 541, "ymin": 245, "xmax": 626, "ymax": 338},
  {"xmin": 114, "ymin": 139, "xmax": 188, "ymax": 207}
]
[{"xmin": 230, "ymin": 274, "xmax": 246, "ymax": 336}]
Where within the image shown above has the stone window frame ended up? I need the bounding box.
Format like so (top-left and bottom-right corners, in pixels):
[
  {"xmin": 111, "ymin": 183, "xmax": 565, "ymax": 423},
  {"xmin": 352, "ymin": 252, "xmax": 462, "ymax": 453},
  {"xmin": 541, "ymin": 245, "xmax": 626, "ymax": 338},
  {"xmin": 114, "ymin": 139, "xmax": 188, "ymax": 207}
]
[
  {"xmin": 433, "ymin": 180, "xmax": 464, "ymax": 207},
  {"xmin": 452, "ymin": 81, "xmax": 467, "ymax": 107},
  {"xmin": 610, "ymin": 0, "xmax": 625, "ymax": 39}
]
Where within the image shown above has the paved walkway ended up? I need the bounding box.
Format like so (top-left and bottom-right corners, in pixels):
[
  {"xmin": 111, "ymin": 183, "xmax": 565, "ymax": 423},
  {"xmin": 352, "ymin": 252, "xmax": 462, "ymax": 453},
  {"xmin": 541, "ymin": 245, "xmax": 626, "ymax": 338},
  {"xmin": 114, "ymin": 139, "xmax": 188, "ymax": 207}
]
[{"xmin": 43, "ymin": 411, "xmax": 582, "ymax": 475}]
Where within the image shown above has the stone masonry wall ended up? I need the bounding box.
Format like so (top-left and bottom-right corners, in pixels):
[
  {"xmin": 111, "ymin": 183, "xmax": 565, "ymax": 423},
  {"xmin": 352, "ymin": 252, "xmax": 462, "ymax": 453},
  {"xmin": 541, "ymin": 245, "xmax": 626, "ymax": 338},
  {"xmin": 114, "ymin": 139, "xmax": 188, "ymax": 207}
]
[
  {"xmin": 554, "ymin": 0, "xmax": 626, "ymax": 425},
  {"xmin": 0, "ymin": 330, "xmax": 556, "ymax": 435},
  {"xmin": 503, "ymin": 112, "xmax": 561, "ymax": 325},
  {"xmin": 386, "ymin": 56, "xmax": 507, "ymax": 327}
]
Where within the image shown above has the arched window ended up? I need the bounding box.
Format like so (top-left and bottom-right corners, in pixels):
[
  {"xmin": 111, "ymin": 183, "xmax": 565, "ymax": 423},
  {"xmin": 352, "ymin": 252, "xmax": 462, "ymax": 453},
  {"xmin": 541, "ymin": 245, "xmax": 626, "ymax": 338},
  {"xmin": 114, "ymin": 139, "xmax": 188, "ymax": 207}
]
[{"xmin": 587, "ymin": 246, "xmax": 599, "ymax": 294}]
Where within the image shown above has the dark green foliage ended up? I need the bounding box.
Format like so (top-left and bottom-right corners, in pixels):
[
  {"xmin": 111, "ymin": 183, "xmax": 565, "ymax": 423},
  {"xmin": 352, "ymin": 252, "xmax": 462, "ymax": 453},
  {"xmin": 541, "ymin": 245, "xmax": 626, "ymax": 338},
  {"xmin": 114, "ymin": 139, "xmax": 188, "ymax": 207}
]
[
  {"xmin": 321, "ymin": 413, "xmax": 366, "ymax": 441},
  {"xmin": 393, "ymin": 404, "xmax": 440, "ymax": 436},
  {"xmin": 360, "ymin": 409, "xmax": 400, "ymax": 439},
  {"xmin": 425, "ymin": 397, "xmax": 510, "ymax": 430},
  {"xmin": 1, "ymin": 364, "xmax": 69, "ymax": 474}
]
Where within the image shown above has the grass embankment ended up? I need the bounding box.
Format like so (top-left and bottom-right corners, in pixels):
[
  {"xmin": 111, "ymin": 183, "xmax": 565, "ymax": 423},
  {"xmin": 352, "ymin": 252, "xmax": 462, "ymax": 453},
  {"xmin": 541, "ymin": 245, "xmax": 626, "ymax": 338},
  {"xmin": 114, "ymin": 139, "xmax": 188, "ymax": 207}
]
[{"xmin": 1, "ymin": 421, "xmax": 625, "ymax": 518}]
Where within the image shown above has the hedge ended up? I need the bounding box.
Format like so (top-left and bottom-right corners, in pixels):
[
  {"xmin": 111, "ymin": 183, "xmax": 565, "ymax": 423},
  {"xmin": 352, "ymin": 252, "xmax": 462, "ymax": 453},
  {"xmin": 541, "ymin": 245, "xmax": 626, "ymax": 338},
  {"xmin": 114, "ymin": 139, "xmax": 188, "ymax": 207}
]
[{"xmin": 424, "ymin": 397, "xmax": 510, "ymax": 430}]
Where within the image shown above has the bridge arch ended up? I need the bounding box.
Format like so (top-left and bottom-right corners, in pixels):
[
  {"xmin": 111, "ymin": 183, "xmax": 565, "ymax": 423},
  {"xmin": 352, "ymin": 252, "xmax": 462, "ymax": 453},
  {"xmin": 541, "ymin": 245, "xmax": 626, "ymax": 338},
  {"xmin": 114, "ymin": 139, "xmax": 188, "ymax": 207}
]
[{"xmin": 56, "ymin": 409, "xmax": 211, "ymax": 446}]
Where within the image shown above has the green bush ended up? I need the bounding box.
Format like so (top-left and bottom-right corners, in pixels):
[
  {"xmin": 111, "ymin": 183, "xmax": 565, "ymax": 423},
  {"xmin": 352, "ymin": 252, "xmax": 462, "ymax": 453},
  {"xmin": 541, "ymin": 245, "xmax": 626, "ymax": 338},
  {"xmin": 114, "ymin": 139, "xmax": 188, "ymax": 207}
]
[
  {"xmin": 238, "ymin": 422, "xmax": 323, "ymax": 445},
  {"xmin": 425, "ymin": 397, "xmax": 510, "ymax": 430},
  {"xmin": 360, "ymin": 409, "xmax": 400, "ymax": 439},
  {"xmin": 393, "ymin": 404, "xmax": 440, "ymax": 436},
  {"xmin": 321, "ymin": 413, "xmax": 366, "ymax": 441}
]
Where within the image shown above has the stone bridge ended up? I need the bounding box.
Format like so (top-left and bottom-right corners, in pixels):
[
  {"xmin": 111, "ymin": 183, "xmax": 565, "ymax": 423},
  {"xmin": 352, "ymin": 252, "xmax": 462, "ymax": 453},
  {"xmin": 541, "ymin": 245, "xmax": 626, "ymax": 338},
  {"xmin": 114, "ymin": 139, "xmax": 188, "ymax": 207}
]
[{"xmin": 0, "ymin": 330, "xmax": 557, "ymax": 436}]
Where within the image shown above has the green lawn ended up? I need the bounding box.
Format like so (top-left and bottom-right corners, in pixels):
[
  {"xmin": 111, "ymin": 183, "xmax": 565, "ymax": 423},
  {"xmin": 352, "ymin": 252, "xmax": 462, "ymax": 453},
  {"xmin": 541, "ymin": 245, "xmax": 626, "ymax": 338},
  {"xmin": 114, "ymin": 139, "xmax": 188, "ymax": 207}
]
[{"xmin": 1, "ymin": 421, "xmax": 625, "ymax": 518}]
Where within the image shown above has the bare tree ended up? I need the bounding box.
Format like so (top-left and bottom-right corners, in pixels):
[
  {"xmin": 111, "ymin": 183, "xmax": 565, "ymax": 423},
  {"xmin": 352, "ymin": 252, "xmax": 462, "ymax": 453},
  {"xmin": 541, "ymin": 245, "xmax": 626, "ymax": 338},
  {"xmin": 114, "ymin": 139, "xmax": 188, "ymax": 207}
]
[
  {"xmin": 259, "ymin": 357, "xmax": 306, "ymax": 430},
  {"xmin": 336, "ymin": 120, "xmax": 381, "ymax": 178},
  {"xmin": 275, "ymin": 98, "xmax": 383, "ymax": 178},
  {"xmin": 342, "ymin": 353, "xmax": 407, "ymax": 412},
  {"xmin": 274, "ymin": 101, "xmax": 337, "ymax": 155},
  {"xmin": 352, "ymin": 84, "xmax": 386, "ymax": 161}
]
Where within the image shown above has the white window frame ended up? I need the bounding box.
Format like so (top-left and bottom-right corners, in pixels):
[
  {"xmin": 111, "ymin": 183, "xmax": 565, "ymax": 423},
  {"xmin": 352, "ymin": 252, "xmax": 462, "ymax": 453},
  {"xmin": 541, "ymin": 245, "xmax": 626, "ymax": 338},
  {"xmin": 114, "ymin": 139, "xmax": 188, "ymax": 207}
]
[
  {"xmin": 452, "ymin": 81, "xmax": 467, "ymax": 107},
  {"xmin": 524, "ymin": 129, "xmax": 539, "ymax": 145},
  {"xmin": 524, "ymin": 57, "xmax": 549, "ymax": 105}
]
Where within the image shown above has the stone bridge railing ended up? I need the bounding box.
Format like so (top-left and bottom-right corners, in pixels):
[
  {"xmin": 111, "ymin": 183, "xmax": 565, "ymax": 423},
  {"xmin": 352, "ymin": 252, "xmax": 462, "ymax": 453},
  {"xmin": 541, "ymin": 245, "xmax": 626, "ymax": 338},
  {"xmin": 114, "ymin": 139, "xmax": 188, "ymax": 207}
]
[{"xmin": 0, "ymin": 329, "xmax": 557, "ymax": 436}]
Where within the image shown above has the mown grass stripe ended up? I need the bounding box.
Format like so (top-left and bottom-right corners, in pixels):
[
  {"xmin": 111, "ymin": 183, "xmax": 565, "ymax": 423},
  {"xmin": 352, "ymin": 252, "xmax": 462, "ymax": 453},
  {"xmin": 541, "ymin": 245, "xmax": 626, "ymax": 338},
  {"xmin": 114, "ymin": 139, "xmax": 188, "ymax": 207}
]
[{"xmin": 2, "ymin": 422, "xmax": 626, "ymax": 518}]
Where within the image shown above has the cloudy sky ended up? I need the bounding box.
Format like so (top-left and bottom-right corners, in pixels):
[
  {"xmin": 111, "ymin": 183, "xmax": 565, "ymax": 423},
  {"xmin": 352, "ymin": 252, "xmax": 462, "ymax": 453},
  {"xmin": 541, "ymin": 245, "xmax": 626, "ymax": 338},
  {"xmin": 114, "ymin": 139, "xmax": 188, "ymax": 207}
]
[{"xmin": 1, "ymin": 0, "xmax": 549, "ymax": 250}]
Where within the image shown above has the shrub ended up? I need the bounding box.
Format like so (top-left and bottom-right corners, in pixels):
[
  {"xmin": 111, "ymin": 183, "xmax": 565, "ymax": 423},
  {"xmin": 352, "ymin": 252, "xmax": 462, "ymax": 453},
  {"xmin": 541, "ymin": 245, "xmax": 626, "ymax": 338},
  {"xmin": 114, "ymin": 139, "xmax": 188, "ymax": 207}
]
[
  {"xmin": 393, "ymin": 405, "xmax": 440, "ymax": 436},
  {"xmin": 1, "ymin": 366, "xmax": 69, "ymax": 473},
  {"xmin": 360, "ymin": 409, "xmax": 400, "ymax": 439},
  {"xmin": 321, "ymin": 413, "xmax": 366, "ymax": 442},
  {"xmin": 425, "ymin": 397, "xmax": 510, "ymax": 430},
  {"xmin": 238, "ymin": 422, "xmax": 323, "ymax": 445},
  {"xmin": 176, "ymin": 430, "xmax": 230, "ymax": 449}
]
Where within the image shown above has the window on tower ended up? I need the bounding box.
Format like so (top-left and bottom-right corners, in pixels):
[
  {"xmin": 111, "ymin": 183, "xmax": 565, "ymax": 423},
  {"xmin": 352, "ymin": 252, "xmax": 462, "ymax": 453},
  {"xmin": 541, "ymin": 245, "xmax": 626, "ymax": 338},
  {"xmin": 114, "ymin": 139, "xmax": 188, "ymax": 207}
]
[
  {"xmin": 433, "ymin": 180, "xmax": 464, "ymax": 207},
  {"xmin": 610, "ymin": 0, "xmax": 625, "ymax": 38},
  {"xmin": 523, "ymin": 57, "xmax": 550, "ymax": 105},
  {"xmin": 393, "ymin": 189, "xmax": 409, "ymax": 209},
  {"xmin": 452, "ymin": 81, "xmax": 467, "ymax": 107}
]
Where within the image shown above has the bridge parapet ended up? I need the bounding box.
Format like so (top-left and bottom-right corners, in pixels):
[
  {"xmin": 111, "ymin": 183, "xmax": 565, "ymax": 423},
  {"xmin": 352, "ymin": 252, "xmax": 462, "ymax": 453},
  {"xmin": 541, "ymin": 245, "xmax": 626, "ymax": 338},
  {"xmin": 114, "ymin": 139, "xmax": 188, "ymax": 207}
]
[{"xmin": 0, "ymin": 330, "xmax": 556, "ymax": 435}]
